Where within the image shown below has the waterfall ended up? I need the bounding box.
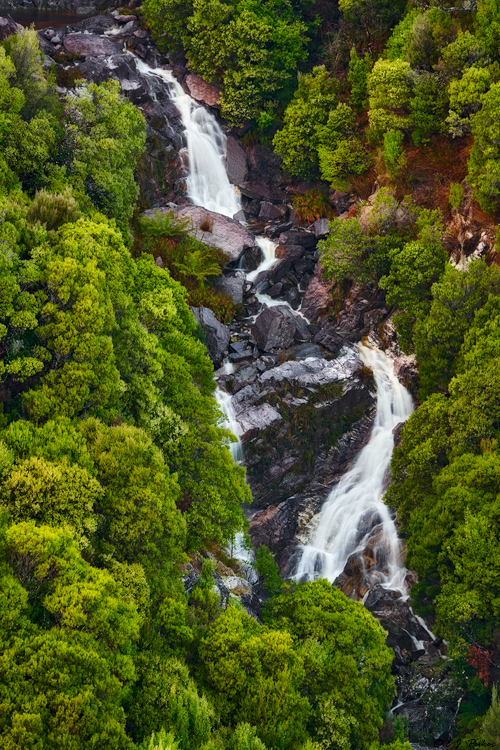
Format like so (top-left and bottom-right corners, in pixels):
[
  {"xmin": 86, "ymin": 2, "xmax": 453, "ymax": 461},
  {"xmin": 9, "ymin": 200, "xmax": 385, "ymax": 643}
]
[
  {"xmin": 246, "ymin": 236, "xmax": 278, "ymax": 282},
  {"xmin": 295, "ymin": 345, "xmax": 414, "ymax": 594},
  {"xmin": 215, "ymin": 360, "xmax": 244, "ymax": 463},
  {"xmin": 134, "ymin": 59, "xmax": 241, "ymax": 218}
]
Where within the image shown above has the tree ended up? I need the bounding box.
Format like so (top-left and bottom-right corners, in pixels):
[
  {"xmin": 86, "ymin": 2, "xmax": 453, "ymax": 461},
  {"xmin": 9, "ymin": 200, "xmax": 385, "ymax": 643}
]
[
  {"xmin": 64, "ymin": 81, "xmax": 146, "ymax": 228},
  {"xmin": 468, "ymin": 81, "xmax": 500, "ymax": 212},
  {"xmin": 348, "ymin": 48, "xmax": 372, "ymax": 112},
  {"xmin": 414, "ymin": 260, "xmax": 500, "ymax": 397},
  {"xmin": 368, "ymin": 59, "xmax": 412, "ymax": 138},
  {"xmin": 266, "ymin": 579, "xmax": 396, "ymax": 750},
  {"xmin": 273, "ymin": 66, "xmax": 337, "ymax": 179},
  {"xmin": 199, "ymin": 606, "xmax": 310, "ymax": 750}
]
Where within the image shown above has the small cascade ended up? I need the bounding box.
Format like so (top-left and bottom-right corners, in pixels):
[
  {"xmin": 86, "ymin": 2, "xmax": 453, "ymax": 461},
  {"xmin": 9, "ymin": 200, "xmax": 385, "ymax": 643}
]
[
  {"xmin": 246, "ymin": 236, "xmax": 278, "ymax": 282},
  {"xmin": 215, "ymin": 360, "xmax": 244, "ymax": 463},
  {"xmin": 295, "ymin": 345, "xmax": 414, "ymax": 594},
  {"xmin": 134, "ymin": 59, "xmax": 241, "ymax": 218}
]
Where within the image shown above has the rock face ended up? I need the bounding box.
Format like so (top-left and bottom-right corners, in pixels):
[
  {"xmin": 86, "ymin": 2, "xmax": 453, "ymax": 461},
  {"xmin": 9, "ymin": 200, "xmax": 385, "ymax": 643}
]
[
  {"xmin": 252, "ymin": 306, "xmax": 302, "ymax": 351},
  {"xmin": 63, "ymin": 33, "xmax": 122, "ymax": 57},
  {"xmin": 184, "ymin": 73, "xmax": 221, "ymax": 108},
  {"xmin": 175, "ymin": 206, "xmax": 256, "ymax": 263},
  {"xmin": 0, "ymin": 14, "xmax": 19, "ymax": 40},
  {"xmin": 226, "ymin": 136, "xmax": 248, "ymax": 185},
  {"xmin": 190, "ymin": 306, "xmax": 230, "ymax": 367}
]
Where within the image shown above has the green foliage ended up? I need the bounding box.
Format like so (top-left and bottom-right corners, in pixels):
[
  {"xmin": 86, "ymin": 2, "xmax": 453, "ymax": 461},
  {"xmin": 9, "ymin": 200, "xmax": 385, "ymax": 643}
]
[
  {"xmin": 481, "ymin": 685, "xmax": 500, "ymax": 749},
  {"xmin": 447, "ymin": 65, "xmax": 492, "ymax": 137},
  {"xmin": 380, "ymin": 220, "xmax": 447, "ymax": 351},
  {"xmin": 338, "ymin": 0, "xmax": 407, "ymax": 40},
  {"xmin": 199, "ymin": 606, "xmax": 310, "ymax": 749},
  {"xmin": 468, "ymin": 81, "xmax": 500, "ymax": 212},
  {"xmin": 414, "ymin": 260, "xmax": 500, "ymax": 397},
  {"xmin": 368, "ymin": 58, "xmax": 412, "ymax": 139},
  {"xmin": 3, "ymin": 26, "xmax": 58, "ymax": 119},
  {"xmin": 348, "ymin": 48, "xmax": 372, "ymax": 112},
  {"xmin": 449, "ymin": 181, "xmax": 465, "ymax": 210},
  {"xmin": 27, "ymin": 187, "xmax": 81, "ymax": 230},
  {"xmin": 266, "ymin": 579, "xmax": 396, "ymax": 750},
  {"xmin": 383, "ymin": 129, "xmax": 406, "ymax": 177},
  {"xmin": 64, "ymin": 80, "xmax": 146, "ymax": 228},
  {"xmin": 410, "ymin": 72, "xmax": 448, "ymax": 145},
  {"xmin": 142, "ymin": 0, "xmax": 310, "ymax": 126},
  {"xmin": 273, "ymin": 66, "xmax": 337, "ymax": 179},
  {"xmin": 292, "ymin": 190, "xmax": 332, "ymax": 225},
  {"xmin": 254, "ymin": 545, "xmax": 282, "ymax": 597},
  {"xmin": 474, "ymin": 0, "xmax": 500, "ymax": 59}
]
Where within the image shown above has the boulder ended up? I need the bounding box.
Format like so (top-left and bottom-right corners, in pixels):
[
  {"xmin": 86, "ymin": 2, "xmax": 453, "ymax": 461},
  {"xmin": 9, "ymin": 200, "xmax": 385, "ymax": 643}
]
[
  {"xmin": 300, "ymin": 264, "xmax": 336, "ymax": 322},
  {"xmin": 238, "ymin": 403, "xmax": 283, "ymax": 439},
  {"xmin": 313, "ymin": 218, "xmax": 330, "ymax": 238},
  {"xmin": 212, "ymin": 274, "xmax": 245, "ymax": 304},
  {"xmin": 174, "ymin": 206, "xmax": 256, "ymax": 263},
  {"xmin": 276, "ymin": 244, "xmax": 305, "ymax": 263},
  {"xmin": 278, "ymin": 230, "xmax": 317, "ymax": 249},
  {"xmin": 240, "ymin": 181, "xmax": 287, "ymax": 202},
  {"xmin": 251, "ymin": 305, "xmax": 298, "ymax": 351},
  {"xmin": 258, "ymin": 201, "xmax": 287, "ymax": 222},
  {"xmin": 243, "ymin": 244, "xmax": 264, "ymax": 271},
  {"xmin": 226, "ymin": 136, "xmax": 248, "ymax": 185},
  {"xmin": 63, "ymin": 33, "xmax": 122, "ymax": 57},
  {"xmin": 184, "ymin": 73, "xmax": 221, "ymax": 108},
  {"xmin": 190, "ymin": 306, "xmax": 230, "ymax": 367},
  {"xmin": 0, "ymin": 15, "xmax": 19, "ymax": 40}
]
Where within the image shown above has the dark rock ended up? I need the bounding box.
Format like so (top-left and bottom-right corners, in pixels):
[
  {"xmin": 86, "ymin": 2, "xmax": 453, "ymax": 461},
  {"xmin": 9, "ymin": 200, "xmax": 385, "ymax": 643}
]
[
  {"xmin": 226, "ymin": 136, "xmax": 248, "ymax": 185},
  {"xmin": 116, "ymin": 14, "xmax": 137, "ymax": 23},
  {"xmin": 285, "ymin": 288, "xmax": 301, "ymax": 310},
  {"xmin": 0, "ymin": 14, "xmax": 18, "ymax": 40},
  {"xmin": 133, "ymin": 29, "xmax": 148, "ymax": 38},
  {"xmin": 184, "ymin": 72, "xmax": 221, "ymax": 107},
  {"xmin": 242, "ymin": 244, "xmax": 264, "ymax": 271},
  {"xmin": 191, "ymin": 306, "xmax": 230, "ymax": 367},
  {"xmin": 240, "ymin": 181, "xmax": 287, "ymax": 202},
  {"xmin": 244, "ymin": 199, "xmax": 261, "ymax": 216},
  {"xmin": 279, "ymin": 230, "xmax": 317, "ymax": 249},
  {"xmin": 313, "ymin": 218, "xmax": 330, "ymax": 238},
  {"xmin": 266, "ymin": 283, "xmax": 283, "ymax": 298},
  {"xmin": 252, "ymin": 305, "xmax": 297, "ymax": 351},
  {"xmin": 212, "ymin": 274, "xmax": 245, "ymax": 304},
  {"xmin": 301, "ymin": 264, "xmax": 336, "ymax": 322},
  {"xmin": 63, "ymin": 33, "xmax": 122, "ymax": 57},
  {"xmin": 258, "ymin": 201, "xmax": 287, "ymax": 222},
  {"xmin": 276, "ymin": 243, "xmax": 305, "ymax": 263},
  {"xmin": 313, "ymin": 326, "xmax": 344, "ymax": 356},
  {"xmin": 268, "ymin": 221, "xmax": 293, "ymax": 238},
  {"xmin": 154, "ymin": 256, "xmax": 164, "ymax": 268},
  {"xmin": 232, "ymin": 209, "xmax": 246, "ymax": 222}
]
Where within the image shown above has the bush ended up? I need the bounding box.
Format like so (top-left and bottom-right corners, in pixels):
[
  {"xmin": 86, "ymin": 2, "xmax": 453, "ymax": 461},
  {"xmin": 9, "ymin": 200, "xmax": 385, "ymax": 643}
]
[
  {"xmin": 27, "ymin": 187, "xmax": 81, "ymax": 230},
  {"xmin": 383, "ymin": 130, "xmax": 406, "ymax": 177},
  {"xmin": 292, "ymin": 190, "xmax": 332, "ymax": 225},
  {"xmin": 368, "ymin": 59, "xmax": 412, "ymax": 138}
]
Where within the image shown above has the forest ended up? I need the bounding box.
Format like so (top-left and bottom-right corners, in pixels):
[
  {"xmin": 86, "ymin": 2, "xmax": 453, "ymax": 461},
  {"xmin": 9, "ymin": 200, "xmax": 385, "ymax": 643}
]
[{"xmin": 1, "ymin": 0, "xmax": 500, "ymax": 748}]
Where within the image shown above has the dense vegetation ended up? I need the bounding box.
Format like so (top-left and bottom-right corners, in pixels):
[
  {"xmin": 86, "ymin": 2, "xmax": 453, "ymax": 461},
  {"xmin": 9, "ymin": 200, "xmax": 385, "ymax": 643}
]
[
  {"xmin": 141, "ymin": 0, "xmax": 500, "ymax": 736},
  {"xmin": 0, "ymin": 24, "xmax": 406, "ymax": 750}
]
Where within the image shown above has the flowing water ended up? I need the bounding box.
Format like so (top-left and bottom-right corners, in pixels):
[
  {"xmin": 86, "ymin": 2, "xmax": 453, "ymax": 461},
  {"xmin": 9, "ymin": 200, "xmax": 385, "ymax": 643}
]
[
  {"xmin": 295, "ymin": 346, "xmax": 414, "ymax": 594},
  {"xmin": 135, "ymin": 60, "xmax": 241, "ymax": 218},
  {"xmin": 137, "ymin": 60, "xmax": 413, "ymax": 592}
]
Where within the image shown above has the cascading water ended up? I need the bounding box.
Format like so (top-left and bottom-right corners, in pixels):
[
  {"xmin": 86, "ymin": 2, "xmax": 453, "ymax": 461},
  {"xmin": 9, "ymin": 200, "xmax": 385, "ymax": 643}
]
[
  {"xmin": 295, "ymin": 345, "xmax": 414, "ymax": 594},
  {"xmin": 134, "ymin": 59, "xmax": 241, "ymax": 218},
  {"xmin": 214, "ymin": 360, "xmax": 244, "ymax": 463}
]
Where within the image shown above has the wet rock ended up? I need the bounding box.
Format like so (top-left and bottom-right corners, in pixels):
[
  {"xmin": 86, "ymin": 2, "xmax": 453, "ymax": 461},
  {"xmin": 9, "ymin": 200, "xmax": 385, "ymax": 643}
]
[
  {"xmin": 191, "ymin": 306, "xmax": 230, "ymax": 367},
  {"xmin": 242, "ymin": 244, "xmax": 265, "ymax": 271},
  {"xmin": 239, "ymin": 403, "xmax": 283, "ymax": 439},
  {"xmin": 184, "ymin": 72, "xmax": 221, "ymax": 108},
  {"xmin": 0, "ymin": 14, "xmax": 18, "ymax": 40},
  {"xmin": 313, "ymin": 326, "xmax": 344, "ymax": 356},
  {"xmin": 279, "ymin": 230, "xmax": 317, "ymax": 249},
  {"xmin": 163, "ymin": 206, "xmax": 256, "ymax": 263},
  {"xmin": 394, "ymin": 354, "xmax": 419, "ymax": 392},
  {"xmin": 252, "ymin": 305, "xmax": 307, "ymax": 351},
  {"xmin": 364, "ymin": 585, "xmax": 437, "ymax": 664},
  {"xmin": 258, "ymin": 201, "xmax": 287, "ymax": 222},
  {"xmin": 301, "ymin": 264, "xmax": 335, "ymax": 322},
  {"xmin": 313, "ymin": 218, "xmax": 330, "ymax": 238},
  {"xmin": 285, "ymin": 288, "xmax": 301, "ymax": 310},
  {"xmin": 226, "ymin": 136, "xmax": 248, "ymax": 185},
  {"xmin": 212, "ymin": 274, "xmax": 245, "ymax": 304},
  {"xmin": 240, "ymin": 181, "xmax": 287, "ymax": 202},
  {"xmin": 276, "ymin": 243, "xmax": 305, "ymax": 263},
  {"xmin": 63, "ymin": 33, "xmax": 122, "ymax": 57}
]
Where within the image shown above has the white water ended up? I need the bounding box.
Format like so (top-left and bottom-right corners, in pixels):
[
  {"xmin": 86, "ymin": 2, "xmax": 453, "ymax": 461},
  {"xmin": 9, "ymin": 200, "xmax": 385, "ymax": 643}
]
[
  {"xmin": 134, "ymin": 59, "xmax": 241, "ymax": 218},
  {"xmin": 295, "ymin": 346, "xmax": 414, "ymax": 594},
  {"xmin": 246, "ymin": 236, "xmax": 278, "ymax": 282},
  {"xmin": 215, "ymin": 359, "xmax": 243, "ymax": 463}
]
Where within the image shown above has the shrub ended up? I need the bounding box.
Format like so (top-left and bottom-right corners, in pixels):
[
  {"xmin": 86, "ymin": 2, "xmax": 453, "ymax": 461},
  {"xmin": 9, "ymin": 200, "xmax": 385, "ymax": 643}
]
[
  {"xmin": 292, "ymin": 190, "xmax": 332, "ymax": 225},
  {"xmin": 383, "ymin": 130, "xmax": 406, "ymax": 177},
  {"xmin": 27, "ymin": 188, "xmax": 81, "ymax": 230}
]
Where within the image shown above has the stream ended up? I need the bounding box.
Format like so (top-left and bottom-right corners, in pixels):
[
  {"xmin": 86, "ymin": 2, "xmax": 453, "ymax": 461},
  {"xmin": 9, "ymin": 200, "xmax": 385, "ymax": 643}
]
[{"xmin": 137, "ymin": 56, "xmax": 417, "ymax": 594}]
